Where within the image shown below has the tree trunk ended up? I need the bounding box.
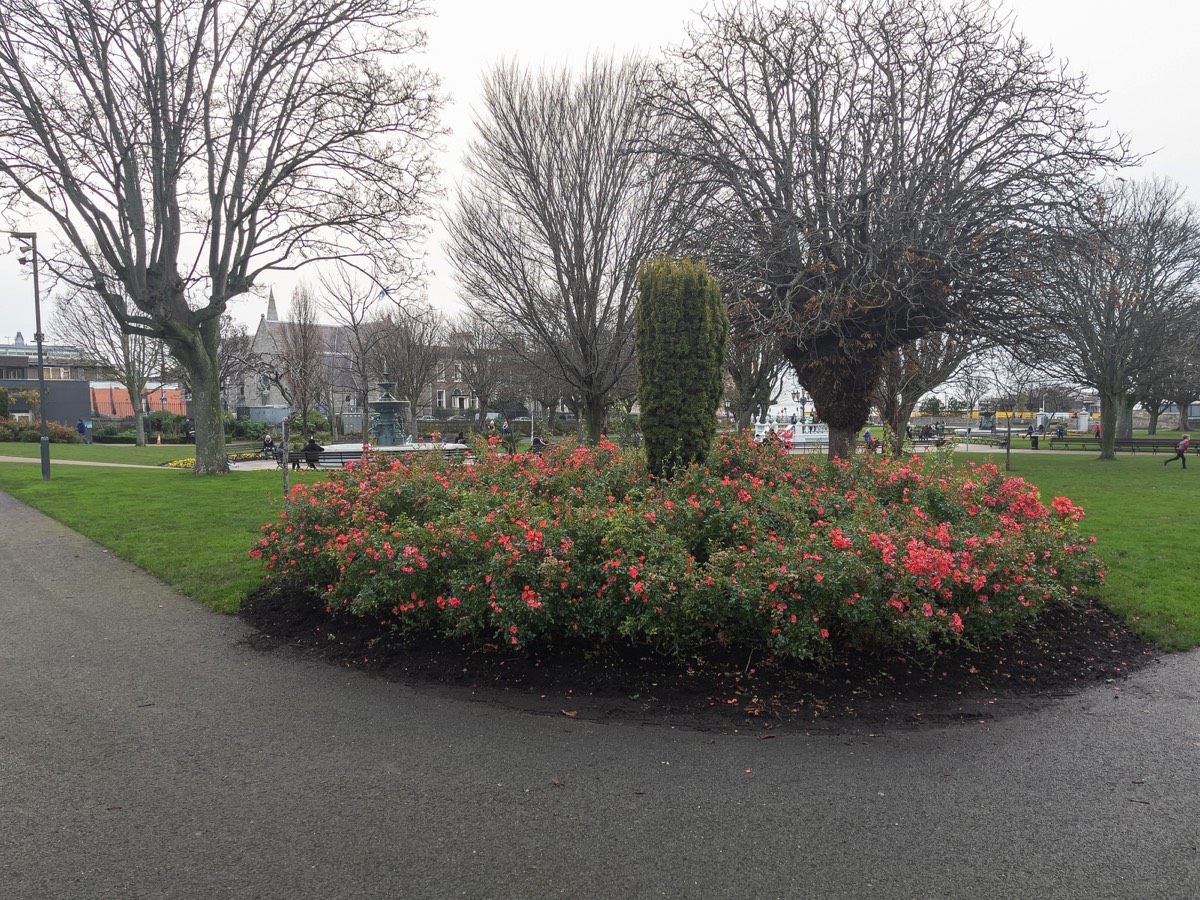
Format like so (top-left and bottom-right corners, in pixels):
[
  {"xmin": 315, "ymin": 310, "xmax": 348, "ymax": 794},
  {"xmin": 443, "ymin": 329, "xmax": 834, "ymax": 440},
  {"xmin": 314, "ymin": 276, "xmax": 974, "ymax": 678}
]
[
  {"xmin": 280, "ymin": 416, "xmax": 291, "ymax": 511},
  {"xmin": 1097, "ymin": 390, "xmax": 1120, "ymax": 459},
  {"xmin": 131, "ymin": 405, "xmax": 147, "ymax": 447},
  {"xmin": 1174, "ymin": 395, "xmax": 1195, "ymax": 431},
  {"xmin": 787, "ymin": 344, "xmax": 882, "ymax": 461},
  {"xmin": 1147, "ymin": 408, "xmax": 1160, "ymax": 434},
  {"xmin": 173, "ymin": 321, "xmax": 228, "ymax": 474},
  {"xmin": 827, "ymin": 424, "xmax": 857, "ymax": 459},
  {"xmin": 584, "ymin": 398, "xmax": 607, "ymax": 443},
  {"xmin": 1117, "ymin": 396, "xmax": 1134, "ymax": 439}
]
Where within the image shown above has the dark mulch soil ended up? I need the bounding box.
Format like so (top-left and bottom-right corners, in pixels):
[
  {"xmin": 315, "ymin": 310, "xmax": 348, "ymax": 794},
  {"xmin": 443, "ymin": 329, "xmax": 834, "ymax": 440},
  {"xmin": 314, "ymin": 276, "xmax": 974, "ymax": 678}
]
[{"xmin": 239, "ymin": 581, "xmax": 1162, "ymax": 733}]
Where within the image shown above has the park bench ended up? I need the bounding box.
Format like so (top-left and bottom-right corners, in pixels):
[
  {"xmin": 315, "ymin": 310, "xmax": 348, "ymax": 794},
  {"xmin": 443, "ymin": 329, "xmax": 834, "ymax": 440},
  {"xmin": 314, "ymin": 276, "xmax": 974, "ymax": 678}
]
[
  {"xmin": 277, "ymin": 449, "xmax": 364, "ymax": 470},
  {"xmin": 911, "ymin": 436, "xmax": 952, "ymax": 451},
  {"xmin": 957, "ymin": 435, "xmax": 1007, "ymax": 449},
  {"xmin": 1111, "ymin": 437, "xmax": 1199, "ymax": 455},
  {"xmin": 1047, "ymin": 435, "xmax": 1099, "ymax": 450},
  {"xmin": 276, "ymin": 446, "xmax": 471, "ymax": 470}
]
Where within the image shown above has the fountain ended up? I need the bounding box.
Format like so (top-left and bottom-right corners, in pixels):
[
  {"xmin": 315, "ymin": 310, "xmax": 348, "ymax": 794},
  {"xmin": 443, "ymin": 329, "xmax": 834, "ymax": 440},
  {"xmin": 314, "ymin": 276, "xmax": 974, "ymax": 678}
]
[
  {"xmin": 314, "ymin": 374, "xmax": 471, "ymax": 467},
  {"xmin": 367, "ymin": 373, "xmax": 411, "ymax": 447}
]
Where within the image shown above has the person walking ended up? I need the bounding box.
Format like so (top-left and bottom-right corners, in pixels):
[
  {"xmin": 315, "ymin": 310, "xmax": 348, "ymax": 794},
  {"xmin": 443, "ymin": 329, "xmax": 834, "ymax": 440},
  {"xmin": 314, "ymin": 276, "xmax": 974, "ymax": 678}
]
[
  {"xmin": 1164, "ymin": 434, "xmax": 1191, "ymax": 469},
  {"xmin": 75, "ymin": 419, "xmax": 86, "ymax": 443}
]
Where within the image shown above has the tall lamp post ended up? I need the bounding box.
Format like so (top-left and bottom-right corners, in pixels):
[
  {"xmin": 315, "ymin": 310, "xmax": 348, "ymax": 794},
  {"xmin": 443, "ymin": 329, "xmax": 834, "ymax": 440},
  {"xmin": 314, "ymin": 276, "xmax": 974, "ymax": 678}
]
[
  {"xmin": 790, "ymin": 389, "xmax": 808, "ymax": 422},
  {"xmin": 8, "ymin": 231, "xmax": 50, "ymax": 480}
]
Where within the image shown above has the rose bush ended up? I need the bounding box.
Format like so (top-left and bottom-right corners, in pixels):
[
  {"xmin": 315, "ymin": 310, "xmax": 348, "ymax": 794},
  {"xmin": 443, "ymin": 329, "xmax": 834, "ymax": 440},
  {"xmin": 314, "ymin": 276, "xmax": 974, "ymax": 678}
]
[{"xmin": 250, "ymin": 434, "xmax": 1103, "ymax": 665}]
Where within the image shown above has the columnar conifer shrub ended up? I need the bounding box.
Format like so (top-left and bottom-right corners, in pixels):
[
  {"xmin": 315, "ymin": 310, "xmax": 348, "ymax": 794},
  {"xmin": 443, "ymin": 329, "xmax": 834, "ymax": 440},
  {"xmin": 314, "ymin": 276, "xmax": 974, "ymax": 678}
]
[
  {"xmin": 251, "ymin": 437, "xmax": 1104, "ymax": 666},
  {"xmin": 636, "ymin": 256, "xmax": 728, "ymax": 478}
]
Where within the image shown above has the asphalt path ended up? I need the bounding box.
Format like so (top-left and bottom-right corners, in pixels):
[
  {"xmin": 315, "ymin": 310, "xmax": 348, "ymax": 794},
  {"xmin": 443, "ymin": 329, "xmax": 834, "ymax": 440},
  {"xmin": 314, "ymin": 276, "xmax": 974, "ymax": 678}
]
[{"xmin": 2, "ymin": 489, "xmax": 1198, "ymax": 900}]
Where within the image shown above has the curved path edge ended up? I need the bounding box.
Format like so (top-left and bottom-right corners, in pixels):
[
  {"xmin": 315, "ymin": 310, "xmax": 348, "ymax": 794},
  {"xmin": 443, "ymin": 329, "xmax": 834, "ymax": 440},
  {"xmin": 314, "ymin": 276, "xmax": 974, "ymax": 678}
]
[{"xmin": 1, "ymin": 490, "xmax": 1198, "ymax": 899}]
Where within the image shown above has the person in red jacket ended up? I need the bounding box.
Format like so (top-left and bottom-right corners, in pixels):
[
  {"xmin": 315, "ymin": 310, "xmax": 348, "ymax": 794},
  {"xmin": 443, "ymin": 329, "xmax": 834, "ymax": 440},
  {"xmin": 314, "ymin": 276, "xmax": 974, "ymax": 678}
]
[{"xmin": 1164, "ymin": 434, "xmax": 1191, "ymax": 469}]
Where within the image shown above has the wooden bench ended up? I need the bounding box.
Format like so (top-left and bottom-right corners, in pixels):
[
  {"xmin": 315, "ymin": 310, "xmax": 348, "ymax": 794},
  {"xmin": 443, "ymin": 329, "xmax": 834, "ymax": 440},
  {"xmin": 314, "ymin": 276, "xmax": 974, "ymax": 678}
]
[
  {"xmin": 1111, "ymin": 438, "xmax": 1199, "ymax": 455},
  {"xmin": 277, "ymin": 449, "xmax": 364, "ymax": 470},
  {"xmin": 912, "ymin": 437, "xmax": 951, "ymax": 450},
  {"xmin": 276, "ymin": 446, "xmax": 471, "ymax": 470},
  {"xmin": 957, "ymin": 435, "xmax": 1007, "ymax": 449},
  {"xmin": 1047, "ymin": 435, "xmax": 1099, "ymax": 450}
]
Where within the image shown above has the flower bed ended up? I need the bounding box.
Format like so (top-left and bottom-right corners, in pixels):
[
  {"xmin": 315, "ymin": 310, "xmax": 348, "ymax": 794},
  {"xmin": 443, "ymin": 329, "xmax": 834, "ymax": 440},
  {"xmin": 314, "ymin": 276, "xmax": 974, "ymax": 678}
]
[
  {"xmin": 0, "ymin": 417, "xmax": 82, "ymax": 443},
  {"xmin": 250, "ymin": 434, "xmax": 1103, "ymax": 665}
]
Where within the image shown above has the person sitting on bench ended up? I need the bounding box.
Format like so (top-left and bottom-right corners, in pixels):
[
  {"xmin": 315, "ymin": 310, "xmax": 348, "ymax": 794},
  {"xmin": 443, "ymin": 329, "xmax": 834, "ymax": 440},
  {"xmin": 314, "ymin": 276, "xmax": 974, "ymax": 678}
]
[{"xmin": 301, "ymin": 437, "xmax": 324, "ymax": 470}]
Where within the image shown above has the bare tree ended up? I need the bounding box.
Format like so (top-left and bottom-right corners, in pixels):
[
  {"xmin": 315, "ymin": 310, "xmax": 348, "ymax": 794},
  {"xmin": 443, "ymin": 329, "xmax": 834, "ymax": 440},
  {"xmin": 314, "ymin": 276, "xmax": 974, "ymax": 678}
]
[
  {"xmin": 983, "ymin": 349, "xmax": 1041, "ymax": 471},
  {"xmin": 52, "ymin": 283, "xmax": 162, "ymax": 445},
  {"xmin": 1034, "ymin": 178, "xmax": 1200, "ymax": 458},
  {"xmin": 215, "ymin": 316, "xmax": 253, "ymax": 414},
  {"xmin": 1133, "ymin": 318, "xmax": 1200, "ymax": 434},
  {"xmin": 725, "ymin": 297, "xmax": 787, "ymax": 430},
  {"xmin": 652, "ymin": 0, "xmax": 1129, "ymax": 457},
  {"xmin": 319, "ymin": 263, "xmax": 391, "ymax": 431},
  {"xmin": 0, "ymin": 0, "xmax": 441, "ymax": 473},
  {"xmin": 951, "ymin": 369, "xmax": 993, "ymax": 429},
  {"xmin": 274, "ymin": 286, "xmax": 329, "ymax": 440},
  {"xmin": 446, "ymin": 56, "xmax": 700, "ymax": 442},
  {"xmin": 377, "ymin": 302, "xmax": 445, "ymax": 422},
  {"xmin": 875, "ymin": 328, "xmax": 985, "ymax": 455},
  {"xmin": 450, "ymin": 313, "xmax": 519, "ymax": 427}
]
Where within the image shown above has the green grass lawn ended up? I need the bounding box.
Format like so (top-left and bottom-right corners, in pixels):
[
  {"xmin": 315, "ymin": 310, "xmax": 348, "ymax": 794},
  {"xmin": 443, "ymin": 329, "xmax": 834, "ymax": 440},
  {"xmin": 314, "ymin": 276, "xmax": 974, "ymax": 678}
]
[
  {"xmin": 0, "ymin": 442, "xmax": 194, "ymax": 466},
  {"xmin": 956, "ymin": 450, "xmax": 1199, "ymax": 649},
  {"xmin": 0, "ymin": 462, "xmax": 325, "ymax": 613},
  {"xmin": 1, "ymin": 448, "xmax": 1196, "ymax": 649}
]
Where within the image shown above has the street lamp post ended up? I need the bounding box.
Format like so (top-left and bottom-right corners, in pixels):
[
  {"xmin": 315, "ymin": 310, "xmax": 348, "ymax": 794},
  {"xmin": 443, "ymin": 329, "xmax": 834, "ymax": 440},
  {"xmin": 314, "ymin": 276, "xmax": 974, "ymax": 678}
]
[
  {"xmin": 791, "ymin": 389, "xmax": 808, "ymax": 422},
  {"xmin": 9, "ymin": 231, "xmax": 50, "ymax": 480}
]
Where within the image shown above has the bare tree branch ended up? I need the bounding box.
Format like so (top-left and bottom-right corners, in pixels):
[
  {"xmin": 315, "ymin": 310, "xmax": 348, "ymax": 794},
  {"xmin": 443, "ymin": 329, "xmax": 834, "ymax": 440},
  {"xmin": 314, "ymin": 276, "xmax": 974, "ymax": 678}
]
[
  {"xmin": 651, "ymin": 0, "xmax": 1131, "ymax": 457},
  {"xmin": 0, "ymin": 0, "xmax": 443, "ymax": 471}
]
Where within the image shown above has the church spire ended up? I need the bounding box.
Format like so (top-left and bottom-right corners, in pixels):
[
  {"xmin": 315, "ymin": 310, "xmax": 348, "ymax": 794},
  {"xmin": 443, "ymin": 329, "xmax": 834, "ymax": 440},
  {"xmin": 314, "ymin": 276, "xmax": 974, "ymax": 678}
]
[{"xmin": 266, "ymin": 289, "xmax": 279, "ymax": 323}]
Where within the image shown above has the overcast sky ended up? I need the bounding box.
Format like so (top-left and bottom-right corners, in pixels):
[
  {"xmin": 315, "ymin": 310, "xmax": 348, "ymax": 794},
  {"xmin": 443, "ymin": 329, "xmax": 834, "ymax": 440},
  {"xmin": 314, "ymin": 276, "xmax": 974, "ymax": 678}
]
[{"xmin": 2, "ymin": 0, "xmax": 1197, "ymax": 341}]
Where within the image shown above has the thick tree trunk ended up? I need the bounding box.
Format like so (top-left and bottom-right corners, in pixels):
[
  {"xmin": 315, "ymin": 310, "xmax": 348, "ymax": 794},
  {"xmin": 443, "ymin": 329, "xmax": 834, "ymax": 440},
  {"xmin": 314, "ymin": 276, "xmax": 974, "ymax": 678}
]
[
  {"xmin": 786, "ymin": 344, "xmax": 882, "ymax": 461},
  {"xmin": 584, "ymin": 398, "xmax": 607, "ymax": 443},
  {"xmin": 1173, "ymin": 395, "xmax": 1195, "ymax": 431},
  {"xmin": 1117, "ymin": 396, "xmax": 1134, "ymax": 439},
  {"xmin": 172, "ymin": 320, "xmax": 228, "ymax": 474},
  {"xmin": 1097, "ymin": 390, "xmax": 1120, "ymax": 459},
  {"xmin": 827, "ymin": 425, "xmax": 857, "ymax": 459}
]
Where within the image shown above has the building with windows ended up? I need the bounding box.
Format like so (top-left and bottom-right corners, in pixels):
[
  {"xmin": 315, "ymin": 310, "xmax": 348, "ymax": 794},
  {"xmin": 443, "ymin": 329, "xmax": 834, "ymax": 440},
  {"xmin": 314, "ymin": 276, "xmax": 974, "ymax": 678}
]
[
  {"xmin": 234, "ymin": 294, "xmax": 503, "ymax": 433},
  {"xmin": 0, "ymin": 332, "xmax": 90, "ymax": 425}
]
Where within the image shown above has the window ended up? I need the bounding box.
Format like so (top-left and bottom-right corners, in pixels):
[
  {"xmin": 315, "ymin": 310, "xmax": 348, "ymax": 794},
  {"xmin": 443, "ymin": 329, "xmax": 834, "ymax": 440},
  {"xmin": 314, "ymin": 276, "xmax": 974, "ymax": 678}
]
[
  {"xmin": 43, "ymin": 366, "xmax": 71, "ymax": 380},
  {"xmin": 436, "ymin": 389, "xmax": 445, "ymax": 409}
]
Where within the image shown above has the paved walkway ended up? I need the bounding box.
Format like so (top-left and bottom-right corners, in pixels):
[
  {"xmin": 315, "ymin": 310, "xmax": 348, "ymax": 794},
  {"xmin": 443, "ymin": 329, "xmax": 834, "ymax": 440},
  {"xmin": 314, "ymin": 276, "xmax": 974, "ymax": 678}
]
[{"xmin": 2, "ymin": 491, "xmax": 1198, "ymax": 899}]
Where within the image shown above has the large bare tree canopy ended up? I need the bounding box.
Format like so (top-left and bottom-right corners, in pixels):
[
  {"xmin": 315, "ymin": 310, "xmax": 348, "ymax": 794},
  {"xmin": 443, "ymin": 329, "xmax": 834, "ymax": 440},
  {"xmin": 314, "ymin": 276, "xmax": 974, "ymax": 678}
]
[
  {"xmin": 1034, "ymin": 177, "xmax": 1200, "ymax": 457},
  {"xmin": 653, "ymin": 0, "xmax": 1131, "ymax": 457},
  {"xmin": 0, "ymin": 0, "xmax": 442, "ymax": 472},
  {"xmin": 446, "ymin": 57, "xmax": 699, "ymax": 442}
]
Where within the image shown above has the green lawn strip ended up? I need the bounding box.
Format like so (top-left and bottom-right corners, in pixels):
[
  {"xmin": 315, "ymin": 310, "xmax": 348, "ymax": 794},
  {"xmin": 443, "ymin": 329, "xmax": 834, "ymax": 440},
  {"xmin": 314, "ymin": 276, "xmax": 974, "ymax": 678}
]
[
  {"xmin": 0, "ymin": 464, "xmax": 325, "ymax": 613},
  {"xmin": 2, "ymin": 450, "xmax": 1196, "ymax": 651},
  {"xmin": 970, "ymin": 453, "xmax": 1200, "ymax": 650},
  {"xmin": 0, "ymin": 442, "xmax": 192, "ymax": 466}
]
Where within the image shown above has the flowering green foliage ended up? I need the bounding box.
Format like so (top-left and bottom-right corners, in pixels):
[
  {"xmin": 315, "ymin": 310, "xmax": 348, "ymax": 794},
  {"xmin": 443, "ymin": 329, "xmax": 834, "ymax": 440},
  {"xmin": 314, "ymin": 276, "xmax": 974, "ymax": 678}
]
[
  {"xmin": 0, "ymin": 416, "xmax": 82, "ymax": 443},
  {"xmin": 164, "ymin": 451, "xmax": 262, "ymax": 469},
  {"xmin": 251, "ymin": 435, "xmax": 1103, "ymax": 664}
]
